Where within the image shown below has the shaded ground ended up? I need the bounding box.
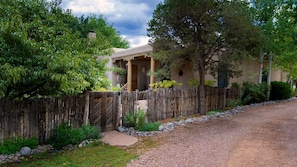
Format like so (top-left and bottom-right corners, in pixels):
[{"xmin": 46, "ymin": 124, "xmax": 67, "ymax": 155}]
[{"xmin": 127, "ymin": 99, "xmax": 297, "ymax": 167}]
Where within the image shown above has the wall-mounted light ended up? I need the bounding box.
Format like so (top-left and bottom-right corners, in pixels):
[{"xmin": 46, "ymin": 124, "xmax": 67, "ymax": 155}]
[{"xmin": 179, "ymin": 70, "xmax": 183, "ymax": 76}]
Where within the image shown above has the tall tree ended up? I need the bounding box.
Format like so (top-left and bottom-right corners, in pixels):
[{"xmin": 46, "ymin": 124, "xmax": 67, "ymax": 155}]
[
  {"xmin": 0, "ymin": 0, "xmax": 127, "ymax": 98},
  {"xmin": 274, "ymin": 0, "xmax": 297, "ymax": 86},
  {"xmin": 250, "ymin": 0, "xmax": 282, "ymax": 87},
  {"xmin": 148, "ymin": 0, "xmax": 262, "ymax": 114}
]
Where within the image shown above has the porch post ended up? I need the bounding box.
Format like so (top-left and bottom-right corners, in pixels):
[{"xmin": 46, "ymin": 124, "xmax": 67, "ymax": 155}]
[
  {"xmin": 150, "ymin": 58, "xmax": 155, "ymax": 84},
  {"xmin": 127, "ymin": 59, "xmax": 132, "ymax": 92}
]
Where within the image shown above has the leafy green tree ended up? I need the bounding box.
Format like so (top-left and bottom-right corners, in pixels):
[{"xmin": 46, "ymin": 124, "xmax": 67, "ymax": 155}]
[
  {"xmin": 273, "ymin": 0, "xmax": 297, "ymax": 86},
  {"xmin": 147, "ymin": 0, "xmax": 262, "ymax": 114},
  {"xmin": 250, "ymin": 0, "xmax": 280, "ymax": 85},
  {"xmin": 76, "ymin": 15, "xmax": 129, "ymax": 49},
  {"xmin": 0, "ymin": 0, "xmax": 127, "ymax": 98}
]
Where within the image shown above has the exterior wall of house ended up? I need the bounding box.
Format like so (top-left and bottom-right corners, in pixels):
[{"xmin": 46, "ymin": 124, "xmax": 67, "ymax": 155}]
[
  {"xmin": 171, "ymin": 62, "xmax": 195, "ymax": 88},
  {"xmin": 106, "ymin": 45, "xmax": 288, "ymax": 91},
  {"xmin": 271, "ymin": 70, "xmax": 287, "ymax": 82},
  {"xmin": 228, "ymin": 59, "xmax": 260, "ymax": 87},
  {"xmin": 171, "ymin": 58, "xmax": 287, "ymax": 88}
]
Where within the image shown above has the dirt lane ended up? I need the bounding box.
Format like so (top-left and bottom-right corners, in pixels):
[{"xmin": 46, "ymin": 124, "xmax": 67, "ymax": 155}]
[{"xmin": 127, "ymin": 99, "xmax": 297, "ymax": 167}]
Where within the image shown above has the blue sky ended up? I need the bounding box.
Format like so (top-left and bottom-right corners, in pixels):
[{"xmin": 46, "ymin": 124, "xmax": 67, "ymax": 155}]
[{"xmin": 60, "ymin": 0, "xmax": 162, "ymax": 48}]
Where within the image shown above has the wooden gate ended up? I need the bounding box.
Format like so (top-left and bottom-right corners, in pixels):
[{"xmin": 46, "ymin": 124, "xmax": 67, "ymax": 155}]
[{"xmin": 89, "ymin": 92, "xmax": 119, "ymax": 132}]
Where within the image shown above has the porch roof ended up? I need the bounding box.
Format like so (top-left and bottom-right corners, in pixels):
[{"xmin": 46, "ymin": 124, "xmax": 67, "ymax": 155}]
[{"xmin": 111, "ymin": 44, "xmax": 153, "ymax": 62}]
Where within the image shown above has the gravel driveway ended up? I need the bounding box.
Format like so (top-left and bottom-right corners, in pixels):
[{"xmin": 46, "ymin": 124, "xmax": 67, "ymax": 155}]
[{"xmin": 127, "ymin": 98, "xmax": 297, "ymax": 167}]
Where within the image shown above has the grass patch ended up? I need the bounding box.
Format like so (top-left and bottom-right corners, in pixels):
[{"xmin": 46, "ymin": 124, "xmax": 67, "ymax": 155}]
[
  {"xmin": 207, "ymin": 110, "xmax": 222, "ymax": 116},
  {"xmin": 3, "ymin": 142, "xmax": 137, "ymax": 167},
  {"xmin": 137, "ymin": 122, "xmax": 161, "ymax": 131}
]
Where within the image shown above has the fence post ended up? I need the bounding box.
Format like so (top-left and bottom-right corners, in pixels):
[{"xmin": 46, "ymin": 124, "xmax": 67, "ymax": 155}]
[
  {"xmin": 83, "ymin": 91, "xmax": 90, "ymax": 125},
  {"xmin": 113, "ymin": 92, "xmax": 119, "ymax": 129},
  {"xmin": 101, "ymin": 93, "xmax": 107, "ymax": 132}
]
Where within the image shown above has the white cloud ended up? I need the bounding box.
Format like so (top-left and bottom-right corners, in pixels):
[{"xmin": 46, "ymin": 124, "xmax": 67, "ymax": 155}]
[
  {"xmin": 64, "ymin": 0, "xmax": 115, "ymax": 15},
  {"xmin": 61, "ymin": 0, "xmax": 160, "ymax": 48},
  {"xmin": 63, "ymin": 0, "xmax": 150, "ymax": 23},
  {"xmin": 121, "ymin": 35, "xmax": 149, "ymax": 47}
]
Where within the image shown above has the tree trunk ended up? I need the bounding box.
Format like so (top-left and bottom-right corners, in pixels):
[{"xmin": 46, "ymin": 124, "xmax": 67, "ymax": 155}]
[
  {"xmin": 267, "ymin": 52, "xmax": 273, "ymax": 100},
  {"xmin": 259, "ymin": 49, "xmax": 264, "ymax": 84},
  {"xmin": 198, "ymin": 55, "xmax": 206, "ymax": 115}
]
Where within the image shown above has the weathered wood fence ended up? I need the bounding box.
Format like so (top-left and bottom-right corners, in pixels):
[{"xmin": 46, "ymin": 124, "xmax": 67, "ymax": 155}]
[
  {"xmin": 0, "ymin": 92, "xmax": 119, "ymax": 144},
  {"xmin": 0, "ymin": 87, "xmax": 239, "ymax": 144},
  {"xmin": 121, "ymin": 87, "xmax": 239, "ymax": 123}
]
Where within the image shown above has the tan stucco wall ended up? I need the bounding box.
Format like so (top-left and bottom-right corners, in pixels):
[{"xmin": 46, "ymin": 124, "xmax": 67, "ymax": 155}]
[
  {"xmin": 171, "ymin": 58, "xmax": 287, "ymax": 88},
  {"xmin": 228, "ymin": 59, "xmax": 260, "ymax": 86},
  {"xmin": 171, "ymin": 62, "xmax": 195, "ymax": 88}
]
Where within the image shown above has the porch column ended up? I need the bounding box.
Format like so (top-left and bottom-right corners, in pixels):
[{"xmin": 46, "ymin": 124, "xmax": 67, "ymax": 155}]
[
  {"xmin": 150, "ymin": 58, "xmax": 155, "ymax": 84},
  {"xmin": 127, "ymin": 59, "xmax": 132, "ymax": 92}
]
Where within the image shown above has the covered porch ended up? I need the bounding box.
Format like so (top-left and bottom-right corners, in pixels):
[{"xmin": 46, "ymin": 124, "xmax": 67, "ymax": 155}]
[{"xmin": 108, "ymin": 45, "xmax": 157, "ymax": 91}]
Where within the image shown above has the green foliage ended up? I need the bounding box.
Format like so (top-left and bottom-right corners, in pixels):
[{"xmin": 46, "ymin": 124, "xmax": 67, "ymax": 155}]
[
  {"xmin": 110, "ymin": 67, "xmax": 127, "ymax": 76},
  {"xmin": 269, "ymin": 81, "xmax": 292, "ymax": 100},
  {"xmin": 47, "ymin": 123, "xmax": 99, "ymax": 150},
  {"xmin": 137, "ymin": 122, "xmax": 161, "ymax": 132},
  {"xmin": 252, "ymin": 0, "xmax": 297, "ymax": 84},
  {"xmin": 226, "ymin": 98, "xmax": 242, "ymax": 108},
  {"xmin": 111, "ymin": 86, "xmax": 120, "ymax": 91},
  {"xmin": 148, "ymin": 0, "xmax": 262, "ymax": 82},
  {"xmin": 76, "ymin": 15, "xmax": 129, "ymax": 49},
  {"xmin": 123, "ymin": 111, "xmax": 137, "ymax": 128},
  {"xmin": 187, "ymin": 78, "xmax": 216, "ymax": 87},
  {"xmin": 8, "ymin": 143, "xmax": 137, "ymax": 167},
  {"xmin": 123, "ymin": 109, "xmax": 146, "ymax": 129},
  {"xmin": 148, "ymin": 0, "xmax": 262, "ymax": 114},
  {"xmin": 207, "ymin": 110, "xmax": 222, "ymax": 116},
  {"xmin": 149, "ymin": 80, "xmax": 182, "ymax": 90},
  {"xmin": 0, "ymin": 137, "xmax": 38, "ymax": 154},
  {"xmin": 80, "ymin": 124, "xmax": 100, "ymax": 139},
  {"xmin": 0, "ymin": 0, "xmax": 128, "ymax": 99},
  {"xmin": 136, "ymin": 110, "xmax": 146, "ymax": 129},
  {"xmin": 241, "ymin": 82, "xmax": 268, "ymax": 105},
  {"xmin": 231, "ymin": 82, "xmax": 240, "ymax": 89}
]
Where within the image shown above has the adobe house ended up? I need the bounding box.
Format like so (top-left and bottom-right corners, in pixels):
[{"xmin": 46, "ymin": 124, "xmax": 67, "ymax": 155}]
[
  {"xmin": 105, "ymin": 45, "xmax": 156, "ymax": 91},
  {"xmin": 105, "ymin": 44, "xmax": 287, "ymax": 91}
]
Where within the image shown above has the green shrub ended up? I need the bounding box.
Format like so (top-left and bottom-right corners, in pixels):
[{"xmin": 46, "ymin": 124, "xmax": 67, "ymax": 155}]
[
  {"xmin": 231, "ymin": 82, "xmax": 240, "ymax": 89},
  {"xmin": 270, "ymin": 81, "xmax": 292, "ymax": 100},
  {"xmin": 137, "ymin": 122, "xmax": 161, "ymax": 131},
  {"xmin": 226, "ymin": 98, "xmax": 241, "ymax": 108},
  {"xmin": 0, "ymin": 137, "xmax": 38, "ymax": 154},
  {"xmin": 47, "ymin": 123, "xmax": 99, "ymax": 150},
  {"xmin": 187, "ymin": 78, "xmax": 216, "ymax": 87},
  {"xmin": 149, "ymin": 80, "xmax": 182, "ymax": 90},
  {"xmin": 81, "ymin": 124, "xmax": 99, "ymax": 139},
  {"xmin": 123, "ymin": 109, "xmax": 146, "ymax": 128},
  {"xmin": 136, "ymin": 109, "xmax": 145, "ymax": 129},
  {"xmin": 241, "ymin": 82, "xmax": 268, "ymax": 105},
  {"xmin": 123, "ymin": 111, "xmax": 137, "ymax": 127}
]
